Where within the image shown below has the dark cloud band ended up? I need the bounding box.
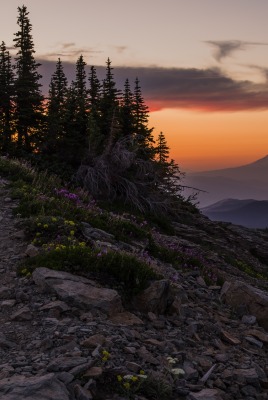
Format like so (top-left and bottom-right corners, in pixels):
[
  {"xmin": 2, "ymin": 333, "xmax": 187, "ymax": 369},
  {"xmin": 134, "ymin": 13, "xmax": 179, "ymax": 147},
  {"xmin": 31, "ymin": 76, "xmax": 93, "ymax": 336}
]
[{"xmin": 38, "ymin": 59, "xmax": 268, "ymax": 112}]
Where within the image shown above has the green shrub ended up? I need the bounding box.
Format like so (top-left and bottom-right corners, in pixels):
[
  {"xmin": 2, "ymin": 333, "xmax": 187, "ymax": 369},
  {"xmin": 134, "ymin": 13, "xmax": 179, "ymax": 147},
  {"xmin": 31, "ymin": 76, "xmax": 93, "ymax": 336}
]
[{"xmin": 21, "ymin": 246, "xmax": 159, "ymax": 300}]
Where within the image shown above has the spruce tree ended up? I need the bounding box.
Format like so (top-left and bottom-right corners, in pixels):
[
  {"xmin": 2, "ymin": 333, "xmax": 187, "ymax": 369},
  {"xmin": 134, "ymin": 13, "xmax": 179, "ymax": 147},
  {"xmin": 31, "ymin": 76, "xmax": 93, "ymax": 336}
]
[
  {"xmin": 13, "ymin": 5, "xmax": 44, "ymax": 153},
  {"xmin": 133, "ymin": 78, "xmax": 155, "ymax": 160},
  {"xmin": 120, "ymin": 78, "xmax": 135, "ymax": 138},
  {"xmin": 99, "ymin": 58, "xmax": 120, "ymax": 150},
  {"xmin": 46, "ymin": 58, "xmax": 68, "ymax": 155},
  {"xmin": 88, "ymin": 66, "xmax": 102, "ymax": 156},
  {"xmin": 73, "ymin": 55, "xmax": 88, "ymax": 146},
  {"xmin": 156, "ymin": 131, "xmax": 169, "ymax": 164},
  {"xmin": 0, "ymin": 41, "xmax": 15, "ymax": 152}
]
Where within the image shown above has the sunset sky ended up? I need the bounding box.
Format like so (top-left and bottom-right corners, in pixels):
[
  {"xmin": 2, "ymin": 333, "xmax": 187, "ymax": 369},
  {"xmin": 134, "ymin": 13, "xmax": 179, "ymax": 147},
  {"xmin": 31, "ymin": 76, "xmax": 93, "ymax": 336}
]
[{"xmin": 2, "ymin": 0, "xmax": 268, "ymax": 171}]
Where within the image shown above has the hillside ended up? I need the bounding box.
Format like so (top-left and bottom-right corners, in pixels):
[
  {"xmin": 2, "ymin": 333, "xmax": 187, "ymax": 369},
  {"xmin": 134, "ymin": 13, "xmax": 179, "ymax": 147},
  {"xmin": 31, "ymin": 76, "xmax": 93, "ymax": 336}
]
[
  {"xmin": 0, "ymin": 157, "xmax": 268, "ymax": 400},
  {"xmin": 202, "ymin": 198, "xmax": 268, "ymax": 228},
  {"xmin": 184, "ymin": 155, "xmax": 268, "ymax": 207}
]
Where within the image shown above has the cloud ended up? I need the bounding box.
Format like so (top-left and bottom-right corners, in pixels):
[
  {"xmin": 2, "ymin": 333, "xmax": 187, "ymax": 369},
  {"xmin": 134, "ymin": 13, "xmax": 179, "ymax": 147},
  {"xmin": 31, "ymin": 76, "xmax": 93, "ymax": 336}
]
[
  {"xmin": 62, "ymin": 42, "xmax": 76, "ymax": 49},
  {"xmin": 205, "ymin": 40, "xmax": 268, "ymax": 62},
  {"xmin": 39, "ymin": 43, "xmax": 103, "ymax": 61},
  {"xmin": 37, "ymin": 59, "xmax": 268, "ymax": 112},
  {"xmin": 114, "ymin": 46, "xmax": 127, "ymax": 54},
  {"xmin": 246, "ymin": 64, "xmax": 268, "ymax": 82}
]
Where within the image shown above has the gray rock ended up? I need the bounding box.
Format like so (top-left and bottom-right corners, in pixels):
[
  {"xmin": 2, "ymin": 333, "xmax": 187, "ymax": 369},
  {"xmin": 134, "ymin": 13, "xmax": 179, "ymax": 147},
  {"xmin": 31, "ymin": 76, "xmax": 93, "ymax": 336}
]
[
  {"xmin": 132, "ymin": 280, "xmax": 171, "ymax": 314},
  {"xmin": 221, "ymin": 281, "xmax": 268, "ymax": 330},
  {"xmin": 32, "ymin": 267, "xmax": 123, "ymax": 316},
  {"xmin": 188, "ymin": 388, "xmax": 223, "ymax": 400},
  {"xmin": 11, "ymin": 306, "xmax": 32, "ymax": 321},
  {"xmin": 0, "ymin": 373, "xmax": 70, "ymax": 400},
  {"xmin": 47, "ymin": 357, "xmax": 88, "ymax": 372}
]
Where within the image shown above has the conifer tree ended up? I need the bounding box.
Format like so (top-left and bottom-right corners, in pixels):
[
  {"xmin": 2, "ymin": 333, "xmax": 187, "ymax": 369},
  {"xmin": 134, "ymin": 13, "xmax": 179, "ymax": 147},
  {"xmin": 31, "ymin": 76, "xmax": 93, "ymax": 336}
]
[
  {"xmin": 99, "ymin": 58, "xmax": 120, "ymax": 149},
  {"xmin": 156, "ymin": 131, "xmax": 169, "ymax": 164},
  {"xmin": 45, "ymin": 58, "xmax": 68, "ymax": 155},
  {"xmin": 120, "ymin": 78, "xmax": 135, "ymax": 138},
  {"xmin": 73, "ymin": 55, "xmax": 88, "ymax": 144},
  {"xmin": 13, "ymin": 5, "xmax": 44, "ymax": 153},
  {"xmin": 0, "ymin": 41, "xmax": 15, "ymax": 152},
  {"xmin": 88, "ymin": 66, "xmax": 102, "ymax": 156},
  {"xmin": 133, "ymin": 78, "xmax": 155, "ymax": 160}
]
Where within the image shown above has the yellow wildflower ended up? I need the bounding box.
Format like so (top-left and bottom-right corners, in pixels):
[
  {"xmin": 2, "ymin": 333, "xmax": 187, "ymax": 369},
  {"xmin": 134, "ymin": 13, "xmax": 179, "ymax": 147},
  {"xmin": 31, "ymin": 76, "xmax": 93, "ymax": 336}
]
[
  {"xmin": 123, "ymin": 382, "xmax": 130, "ymax": 390},
  {"xmin": 117, "ymin": 375, "xmax": 123, "ymax": 382},
  {"xmin": 43, "ymin": 224, "xmax": 48, "ymax": 228}
]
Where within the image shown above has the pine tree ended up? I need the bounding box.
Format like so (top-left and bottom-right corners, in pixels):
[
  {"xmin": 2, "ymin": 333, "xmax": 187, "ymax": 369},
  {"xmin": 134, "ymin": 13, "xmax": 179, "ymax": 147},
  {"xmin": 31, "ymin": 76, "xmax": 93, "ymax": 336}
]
[
  {"xmin": 45, "ymin": 58, "xmax": 68, "ymax": 155},
  {"xmin": 0, "ymin": 41, "xmax": 15, "ymax": 152},
  {"xmin": 88, "ymin": 66, "xmax": 102, "ymax": 156},
  {"xmin": 99, "ymin": 58, "xmax": 120, "ymax": 149},
  {"xmin": 13, "ymin": 5, "xmax": 44, "ymax": 153},
  {"xmin": 120, "ymin": 78, "xmax": 135, "ymax": 138},
  {"xmin": 156, "ymin": 131, "xmax": 169, "ymax": 164},
  {"xmin": 73, "ymin": 55, "xmax": 88, "ymax": 143},
  {"xmin": 133, "ymin": 78, "xmax": 155, "ymax": 160}
]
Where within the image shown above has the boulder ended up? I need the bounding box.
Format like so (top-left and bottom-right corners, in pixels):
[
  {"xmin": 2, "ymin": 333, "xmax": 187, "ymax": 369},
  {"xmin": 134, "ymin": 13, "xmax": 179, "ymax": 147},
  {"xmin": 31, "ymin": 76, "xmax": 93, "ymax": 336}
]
[
  {"xmin": 132, "ymin": 280, "xmax": 171, "ymax": 314},
  {"xmin": 221, "ymin": 281, "xmax": 268, "ymax": 331},
  {"xmin": 0, "ymin": 373, "xmax": 70, "ymax": 400},
  {"xmin": 32, "ymin": 267, "xmax": 122, "ymax": 316}
]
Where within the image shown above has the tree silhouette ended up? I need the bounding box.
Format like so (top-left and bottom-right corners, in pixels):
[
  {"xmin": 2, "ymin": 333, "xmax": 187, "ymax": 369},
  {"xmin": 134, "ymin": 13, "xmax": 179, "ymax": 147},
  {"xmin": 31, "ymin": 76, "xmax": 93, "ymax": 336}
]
[
  {"xmin": 13, "ymin": 5, "xmax": 44, "ymax": 153},
  {"xmin": 0, "ymin": 42, "xmax": 15, "ymax": 152}
]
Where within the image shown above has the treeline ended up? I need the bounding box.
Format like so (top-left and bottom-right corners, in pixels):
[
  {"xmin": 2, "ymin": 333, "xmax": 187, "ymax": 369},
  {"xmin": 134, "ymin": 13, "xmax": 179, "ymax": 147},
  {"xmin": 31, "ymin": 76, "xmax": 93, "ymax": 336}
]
[{"xmin": 0, "ymin": 5, "xmax": 183, "ymax": 213}]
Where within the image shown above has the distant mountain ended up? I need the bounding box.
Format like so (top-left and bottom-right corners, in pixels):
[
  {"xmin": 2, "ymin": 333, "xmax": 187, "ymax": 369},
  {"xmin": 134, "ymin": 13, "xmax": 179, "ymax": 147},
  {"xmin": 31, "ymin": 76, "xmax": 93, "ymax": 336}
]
[
  {"xmin": 201, "ymin": 198, "xmax": 268, "ymax": 228},
  {"xmin": 184, "ymin": 155, "xmax": 268, "ymax": 207}
]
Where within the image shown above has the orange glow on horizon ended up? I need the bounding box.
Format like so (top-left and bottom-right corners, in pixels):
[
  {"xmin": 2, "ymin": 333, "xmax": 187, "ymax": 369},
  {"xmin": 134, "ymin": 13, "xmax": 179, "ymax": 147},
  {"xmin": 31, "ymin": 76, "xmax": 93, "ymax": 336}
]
[{"xmin": 149, "ymin": 108, "xmax": 268, "ymax": 172}]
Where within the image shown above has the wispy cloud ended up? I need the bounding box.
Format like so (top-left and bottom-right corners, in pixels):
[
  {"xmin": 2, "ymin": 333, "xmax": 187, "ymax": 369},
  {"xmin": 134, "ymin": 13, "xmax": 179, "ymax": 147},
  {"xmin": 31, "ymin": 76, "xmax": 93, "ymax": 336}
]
[
  {"xmin": 39, "ymin": 43, "xmax": 103, "ymax": 61},
  {"xmin": 37, "ymin": 59, "xmax": 268, "ymax": 112},
  {"xmin": 113, "ymin": 46, "xmax": 127, "ymax": 54},
  {"xmin": 205, "ymin": 40, "xmax": 268, "ymax": 62}
]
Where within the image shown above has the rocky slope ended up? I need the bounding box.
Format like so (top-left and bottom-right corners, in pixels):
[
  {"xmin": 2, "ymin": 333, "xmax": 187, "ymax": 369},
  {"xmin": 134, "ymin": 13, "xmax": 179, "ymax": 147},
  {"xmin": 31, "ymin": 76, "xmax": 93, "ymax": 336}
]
[{"xmin": 0, "ymin": 177, "xmax": 268, "ymax": 400}]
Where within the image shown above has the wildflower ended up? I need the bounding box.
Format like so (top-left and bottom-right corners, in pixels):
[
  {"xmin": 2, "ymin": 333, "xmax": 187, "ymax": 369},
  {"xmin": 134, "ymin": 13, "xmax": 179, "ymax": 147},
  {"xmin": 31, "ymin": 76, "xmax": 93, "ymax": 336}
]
[
  {"xmin": 131, "ymin": 376, "xmax": 138, "ymax": 382},
  {"xmin": 51, "ymin": 217, "xmax": 57, "ymax": 222},
  {"xmin": 171, "ymin": 368, "xmax": 185, "ymax": 376},
  {"xmin": 102, "ymin": 350, "xmax": 110, "ymax": 357},
  {"xmin": 123, "ymin": 375, "xmax": 134, "ymax": 380},
  {"xmin": 70, "ymin": 230, "xmax": 75, "ymax": 236},
  {"xmin": 37, "ymin": 223, "xmax": 41, "ymax": 227},
  {"xmin": 167, "ymin": 356, "xmax": 178, "ymax": 365},
  {"xmin": 79, "ymin": 242, "xmax": 86, "ymax": 247},
  {"xmin": 102, "ymin": 356, "xmax": 108, "ymax": 362},
  {"xmin": 123, "ymin": 382, "xmax": 130, "ymax": 390},
  {"xmin": 117, "ymin": 375, "xmax": 123, "ymax": 382},
  {"xmin": 36, "ymin": 232, "xmax": 41, "ymax": 237},
  {"xmin": 43, "ymin": 224, "xmax": 48, "ymax": 228},
  {"xmin": 138, "ymin": 374, "xmax": 147, "ymax": 379},
  {"xmin": 139, "ymin": 370, "xmax": 145, "ymax": 375}
]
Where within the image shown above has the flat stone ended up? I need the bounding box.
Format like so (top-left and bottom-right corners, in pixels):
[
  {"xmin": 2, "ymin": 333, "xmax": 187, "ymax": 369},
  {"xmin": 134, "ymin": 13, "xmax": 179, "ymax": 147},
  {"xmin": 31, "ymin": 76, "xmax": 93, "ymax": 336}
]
[
  {"xmin": 0, "ymin": 373, "xmax": 70, "ymax": 400},
  {"xmin": 33, "ymin": 267, "xmax": 123, "ymax": 316},
  {"xmin": 245, "ymin": 336, "xmax": 263, "ymax": 348},
  {"xmin": 188, "ymin": 388, "xmax": 223, "ymax": 400},
  {"xmin": 11, "ymin": 306, "xmax": 32, "ymax": 321},
  {"xmin": 81, "ymin": 334, "xmax": 106, "ymax": 348},
  {"xmin": 222, "ymin": 281, "xmax": 268, "ymax": 331},
  {"xmin": 47, "ymin": 356, "xmax": 88, "ymax": 372},
  {"xmin": 221, "ymin": 330, "xmax": 241, "ymax": 345},
  {"xmin": 246, "ymin": 329, "xmax": 268, "ymax": 344},
  {"xmin": 109, "ymin": 311, "xmax": 144, "ymax": 326},
  {"xmin": 84, "ymin": 366, "xmax": 103, "ymax": 378}
]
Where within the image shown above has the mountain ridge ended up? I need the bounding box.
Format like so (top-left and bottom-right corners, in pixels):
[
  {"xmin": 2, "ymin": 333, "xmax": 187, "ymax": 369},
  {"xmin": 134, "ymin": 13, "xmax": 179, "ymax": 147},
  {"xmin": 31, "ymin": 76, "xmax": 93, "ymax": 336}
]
[{"xmin": 184, "ymin": 155, "xmax": 268, "ymax": 207}]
